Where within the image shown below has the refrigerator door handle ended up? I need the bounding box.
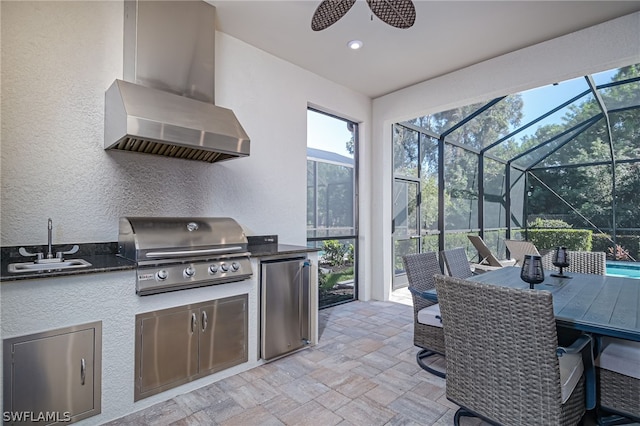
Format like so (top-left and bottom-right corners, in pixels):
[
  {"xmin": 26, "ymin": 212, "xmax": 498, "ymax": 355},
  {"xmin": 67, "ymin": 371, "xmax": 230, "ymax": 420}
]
[{"xmin": 300, "ymin": 260, "xmax": 311, "ymax": 344}]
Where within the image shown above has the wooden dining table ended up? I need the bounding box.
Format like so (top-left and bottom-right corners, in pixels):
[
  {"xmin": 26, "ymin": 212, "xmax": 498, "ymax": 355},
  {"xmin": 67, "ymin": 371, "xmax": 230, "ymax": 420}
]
[{"xmin": 424, "ymin": 266, "xmax": 640, "ymax": 342}]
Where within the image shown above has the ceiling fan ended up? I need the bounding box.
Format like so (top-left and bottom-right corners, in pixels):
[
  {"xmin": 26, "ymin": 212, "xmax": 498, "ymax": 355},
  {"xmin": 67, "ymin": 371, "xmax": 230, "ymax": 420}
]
[{"xmin": 311, "ymin": 0, "xmax": 416, "ymax": 31}]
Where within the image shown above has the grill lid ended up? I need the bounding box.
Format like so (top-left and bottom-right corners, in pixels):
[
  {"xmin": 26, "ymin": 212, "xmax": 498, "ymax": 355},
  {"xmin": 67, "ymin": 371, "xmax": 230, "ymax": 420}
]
[{"xmin": 118, "ymin": 217, "xmax": 248, "ymax": 262}]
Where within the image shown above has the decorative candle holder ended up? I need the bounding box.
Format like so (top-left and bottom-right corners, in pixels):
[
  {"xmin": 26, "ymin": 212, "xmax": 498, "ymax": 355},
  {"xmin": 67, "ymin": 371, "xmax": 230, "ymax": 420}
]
[
  {"xmin": 551, "ymin": 246, "xmax": 571, "ymax": 278},
  {"xmin": 520, "ymin": 254, "xmax": 545, "ymax": 289}
]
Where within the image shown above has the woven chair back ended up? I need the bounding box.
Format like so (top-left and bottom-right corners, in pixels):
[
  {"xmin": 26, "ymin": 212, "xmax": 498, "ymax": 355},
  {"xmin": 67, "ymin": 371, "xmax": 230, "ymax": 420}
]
[
  {"xmin": 434, "ymin": 274, "xmax": 584, "ymax": 425},
  {"xmin": 542, "ymin": 250, "xmax": 606, "ymax": 275},
  {"xmin": 403, "ymin": 252, "xmax": 441, "ymax": 314},
  {"xmin": 440, "ymin": 248, "xmax": 474, "ymax": 279},
  {"xmin": 403, "ymin": 252, "xmax": 447, "ymax": 357}
]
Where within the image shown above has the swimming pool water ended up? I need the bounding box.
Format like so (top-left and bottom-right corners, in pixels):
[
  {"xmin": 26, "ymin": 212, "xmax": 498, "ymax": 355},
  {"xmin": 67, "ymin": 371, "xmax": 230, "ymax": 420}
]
[{"xmin": 606, "ymin": 261, "xmax": 640, "ymax": 279}]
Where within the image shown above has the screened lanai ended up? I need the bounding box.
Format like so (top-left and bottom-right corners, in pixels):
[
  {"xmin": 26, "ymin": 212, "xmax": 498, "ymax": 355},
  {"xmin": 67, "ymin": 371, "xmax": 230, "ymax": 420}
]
[{"xmin": 392, "ymin": 64, "xmax": 640, "ymax": 284}]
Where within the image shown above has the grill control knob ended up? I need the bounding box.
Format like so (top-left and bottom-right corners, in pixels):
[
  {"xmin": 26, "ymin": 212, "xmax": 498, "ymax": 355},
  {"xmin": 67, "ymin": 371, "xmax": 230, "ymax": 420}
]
[
  {"xmin": 220, "ymin": 263, "xmax": 229, "ymax": 272},
  {"xmin": 208, "ymin": 265, "xmax": 218, "ymax": 274},
  {"xmin": 156, "ymin": 270, "xmax": 168, "ymax": 281},
  {"xmin": 184, "ymin": 266, "xmax": 196, "ymax": 277},
  {"xmin": 231, "ymin": 262, "xmax": 240, "ymax": 272}
]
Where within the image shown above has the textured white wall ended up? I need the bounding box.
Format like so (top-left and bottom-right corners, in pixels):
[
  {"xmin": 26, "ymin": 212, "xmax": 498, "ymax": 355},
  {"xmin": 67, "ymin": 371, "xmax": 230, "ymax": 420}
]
[
  {"xmin": 370, "ymin": 12, "xmax": 640, "ymax": 301},
  {"xmin": 0, "ymin": 1, "xmax": 371, "ymax": 248}
]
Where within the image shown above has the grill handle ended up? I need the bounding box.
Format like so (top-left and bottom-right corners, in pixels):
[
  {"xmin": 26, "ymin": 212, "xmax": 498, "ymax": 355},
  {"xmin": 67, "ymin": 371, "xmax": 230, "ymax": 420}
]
[{"xmin": 145, "ymin": 247, "xmax": 244, "ymax": 258}]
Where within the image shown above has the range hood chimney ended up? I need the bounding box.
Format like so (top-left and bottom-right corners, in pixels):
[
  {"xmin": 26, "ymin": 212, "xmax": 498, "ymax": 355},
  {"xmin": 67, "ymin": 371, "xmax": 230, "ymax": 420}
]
[{"xmin": 104, "ymin": 0, "xmax": 249, "ymax": 163}]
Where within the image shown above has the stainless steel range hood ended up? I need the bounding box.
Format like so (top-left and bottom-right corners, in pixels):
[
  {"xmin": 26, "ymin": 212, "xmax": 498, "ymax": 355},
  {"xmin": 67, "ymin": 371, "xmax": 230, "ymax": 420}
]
[{"xmin": 104, "ymin": 1, "xmax": 249, "ymax": 163}]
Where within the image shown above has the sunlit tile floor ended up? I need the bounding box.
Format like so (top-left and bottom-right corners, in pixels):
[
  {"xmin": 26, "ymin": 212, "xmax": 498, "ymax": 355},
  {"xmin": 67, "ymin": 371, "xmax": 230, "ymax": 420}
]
[{"xmin": 107, "ymin": 291, "xmax": 619, "ymax": 425}]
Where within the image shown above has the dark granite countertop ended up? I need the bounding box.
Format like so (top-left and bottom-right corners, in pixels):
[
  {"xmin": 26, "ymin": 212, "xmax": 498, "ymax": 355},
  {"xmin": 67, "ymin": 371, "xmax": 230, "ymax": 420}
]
[
  {"xmin": 1, "ymin": 241, "xmax": 318, "ymax": 282},
  {"xmin": 1, "ymin": 242, "xmax": 135, "ymax": 282},
  {"xmin": 249, "ymin": 243, "xmax": 320, "ymax": 258}
]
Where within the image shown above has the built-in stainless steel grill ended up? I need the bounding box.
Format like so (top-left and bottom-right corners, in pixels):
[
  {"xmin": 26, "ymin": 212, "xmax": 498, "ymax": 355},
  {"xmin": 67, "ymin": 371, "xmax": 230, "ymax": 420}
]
[{"xmin": 118, "ymin": 217, "xmax": 252, "ymax": 295}]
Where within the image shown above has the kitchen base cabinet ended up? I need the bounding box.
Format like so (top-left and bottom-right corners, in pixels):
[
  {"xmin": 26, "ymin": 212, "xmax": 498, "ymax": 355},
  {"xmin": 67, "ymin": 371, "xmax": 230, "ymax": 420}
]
[
  {"xmin": 3, "ymin": 321, "xmax": 102, "ymax": 425},
  {"xmin": 135, "ymin": 294, "xmax": 248, "ymax": 401}
]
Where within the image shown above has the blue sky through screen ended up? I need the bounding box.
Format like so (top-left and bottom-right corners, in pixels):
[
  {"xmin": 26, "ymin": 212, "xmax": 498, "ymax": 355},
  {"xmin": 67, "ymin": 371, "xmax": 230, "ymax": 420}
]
[
  {"xmin": 512, "ymin": 68, "xmax": 618, "ymax": 137},
  {"xmin": 308, "ymin": 68, "xmax": 622, "ymax": 155},
  {"xmin": 307, "ymin": 110, "xmax": 354, "ymax": 158}
]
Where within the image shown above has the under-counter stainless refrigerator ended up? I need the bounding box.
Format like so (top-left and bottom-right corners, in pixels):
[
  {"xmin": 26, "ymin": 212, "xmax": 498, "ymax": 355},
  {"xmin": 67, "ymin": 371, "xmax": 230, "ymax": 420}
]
[{"xmin": 260, "ymin": 256, "xmax": 311, "ymax": 361}]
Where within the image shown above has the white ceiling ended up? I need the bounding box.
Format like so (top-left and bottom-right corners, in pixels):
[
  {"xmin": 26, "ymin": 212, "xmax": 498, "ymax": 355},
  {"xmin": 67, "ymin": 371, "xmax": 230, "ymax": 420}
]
[{"xmin": 210, "ymin": 1, "xmax": 640, "ymax": 98}]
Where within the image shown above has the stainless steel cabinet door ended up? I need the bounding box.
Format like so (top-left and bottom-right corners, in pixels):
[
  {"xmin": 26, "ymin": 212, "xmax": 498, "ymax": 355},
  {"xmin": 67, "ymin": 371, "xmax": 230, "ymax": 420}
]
[
  {"xmin": 138, "ymin": 307, "xmax": 199, "ymax": 399},
  {"xmin": 199, "ymin": 295, "xmax": 248, "ymax": 374},
  {"xmin": 4, "ymin": 322, "xmax": 101, "ymax": 424},
  {"xmin": 261, "ymin": 259, "xmax": 310, "ymax": 361},
  {"xmin": 135, "ymin": 295, "xmax": 249, "ymax": 401}
]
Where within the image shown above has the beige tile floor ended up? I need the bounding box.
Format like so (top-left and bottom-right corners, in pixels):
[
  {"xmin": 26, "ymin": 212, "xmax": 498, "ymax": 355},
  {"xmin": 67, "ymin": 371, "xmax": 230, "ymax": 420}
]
[{"xmin": 106, "ymin": 290, "xmax": 617, "ymax": 425}]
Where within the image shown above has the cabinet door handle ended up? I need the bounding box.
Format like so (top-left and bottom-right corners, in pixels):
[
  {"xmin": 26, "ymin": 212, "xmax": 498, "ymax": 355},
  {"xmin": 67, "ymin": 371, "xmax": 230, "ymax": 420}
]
[
  {"xmin": 191, "ymin": 313, "xmax": 197, "ymax": 334},
  {"xmin": 201, "ymin": 311, "xmax": 208, "ymax": 332},
  {"xmin": 80, "ymin": 358, "xmax": 86, "ymax": 385}
]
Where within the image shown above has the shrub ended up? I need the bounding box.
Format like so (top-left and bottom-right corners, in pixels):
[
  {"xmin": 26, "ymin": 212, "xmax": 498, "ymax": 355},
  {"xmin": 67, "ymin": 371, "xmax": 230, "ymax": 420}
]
[
  {"xmin": 617, "ymin": 235, "xmax": 640, "ymax": 260},
  {"xmin": 318, "ymin": 269, "xmax": 328, "ymax": 291},
  {"xmin": 608, "ymin": 245, "xmax": 631, "ymax": 261},
  {"xmin": 322, "ymin": 240, "xmax": 348, "ymax": 266},
  {"xmin": 527, "ymin": 229, "xmax": 592, "ymax": 251},
  {"xmin": 593, "ymin": 233, "xmax": 640, "ymax": 260},
  {"xmin": 528, "ymin": 218, "xmax": 572, "ymax": 229},
  {"xmin": 346, "ymin": 243, "xmax": 355, "ymax": 264},
  {"xmin": 592, "ymin": 233, "xmax": 612, "ymax": 253}
]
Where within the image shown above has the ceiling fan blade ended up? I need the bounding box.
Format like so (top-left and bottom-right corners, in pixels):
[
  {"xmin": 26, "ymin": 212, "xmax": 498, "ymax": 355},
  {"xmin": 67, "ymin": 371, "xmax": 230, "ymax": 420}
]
[
  {"xmin": 311, "ymin": 0, "xmax": 357, "ymax": 31},
  {"xmin": 366, "ymin": 0, "xmax": 416, "ymax": 29}
]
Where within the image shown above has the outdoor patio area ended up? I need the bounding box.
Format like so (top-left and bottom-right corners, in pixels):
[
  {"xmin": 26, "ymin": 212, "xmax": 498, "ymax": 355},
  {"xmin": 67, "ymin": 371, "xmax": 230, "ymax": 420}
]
[{"xmin": 105, "ymin": 295, "xmax": 620, "ymax": 426}]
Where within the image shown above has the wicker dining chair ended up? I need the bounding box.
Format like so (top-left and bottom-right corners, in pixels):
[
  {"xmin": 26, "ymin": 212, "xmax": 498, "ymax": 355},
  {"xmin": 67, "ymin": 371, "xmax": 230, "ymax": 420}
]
[
  {"xmin": 402, "ymin": 252, "xmax": 446, "ymax": 378},
  {"xmin": 440, "ymin": 247, "xmax": 474, "ymax": 278},
  {"xmin": 434, "ymin": 274, "xmax": 591, "ymax": 426},
  {"xmin": 542, "ymin": 250, "xmax": 607, "ymax": 275},
  {"xmin": 596, "ymin": 337, "xmax": 640, "ymax": 425}
]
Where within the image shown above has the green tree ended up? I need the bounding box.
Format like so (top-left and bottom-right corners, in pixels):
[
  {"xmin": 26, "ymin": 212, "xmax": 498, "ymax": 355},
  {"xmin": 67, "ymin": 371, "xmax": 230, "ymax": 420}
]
[
  {"xmin": 527, "ymin": 65, "xmax": 640, "ymax": 231},
  {"xmin": 408, "ymin": 96, "xmax": 524, "ymax": 230}
]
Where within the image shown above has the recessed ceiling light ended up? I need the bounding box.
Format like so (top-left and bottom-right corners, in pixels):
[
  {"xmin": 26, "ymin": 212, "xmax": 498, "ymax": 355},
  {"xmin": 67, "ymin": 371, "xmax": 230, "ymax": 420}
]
[{"xmin": 347, "ymin": 40, "xmax": 363, "ymax": 50}]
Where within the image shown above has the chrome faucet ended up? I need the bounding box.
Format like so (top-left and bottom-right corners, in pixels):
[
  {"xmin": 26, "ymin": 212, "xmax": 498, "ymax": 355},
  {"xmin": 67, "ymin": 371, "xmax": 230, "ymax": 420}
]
[
  {"xmin": 47, "ymin": 218, "xmax": 53, "ymax": 259},
  {"xmin": 18, "ymin": 218, "xmax": 79, "ymax": 263}
]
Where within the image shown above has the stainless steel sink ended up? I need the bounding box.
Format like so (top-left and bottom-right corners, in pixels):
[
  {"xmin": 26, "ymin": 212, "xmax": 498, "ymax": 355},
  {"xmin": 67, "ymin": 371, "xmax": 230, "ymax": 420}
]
[{"xmin": 8, "ymin": 259, "xmax": 92, "ymax": 273}]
